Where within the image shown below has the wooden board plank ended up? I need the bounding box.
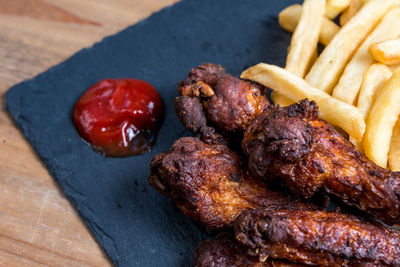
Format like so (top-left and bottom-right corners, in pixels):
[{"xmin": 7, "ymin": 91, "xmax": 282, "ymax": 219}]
[{"xmin": 0, "ymin": 0, "xmax": 178, "ymax": 265}]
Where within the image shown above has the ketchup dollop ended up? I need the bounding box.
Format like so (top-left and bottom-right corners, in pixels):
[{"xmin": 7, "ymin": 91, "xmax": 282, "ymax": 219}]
[{"xmin": 73, "ymin": 79, "xmax": 164, "ymax": 157}]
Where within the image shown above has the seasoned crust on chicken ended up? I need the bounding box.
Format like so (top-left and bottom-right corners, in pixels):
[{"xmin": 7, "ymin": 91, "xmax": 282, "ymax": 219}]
[
  {"xmin": 242, "ymin": 99, "xmax": 400, "ymax": 225},
  {"xmin": 234, "ymin": 209, "xmax": 400, "ymax": 266},
  {"xmin": 175, "ymin": 96, "xmax": 206, "ymax": 133},
  {"xmin": 175, "ymin": 63, "xmax": 270, "ymax": 136},
  {"xmin": 194, "ymin": 233, "xmax": 264, "ymax": 267},
  {"xmin": 149, "ymin": 135, "xmax": 314, "ymax": 230},
  {"xmin": 194, "ymin": 233, "xmax": 304, "ymax": 267}
]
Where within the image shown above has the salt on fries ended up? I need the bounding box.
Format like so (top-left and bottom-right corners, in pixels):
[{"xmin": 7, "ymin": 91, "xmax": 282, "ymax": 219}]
[
  {"xmin": 332, "ymin": 7, "xmax": 400, "ymax": 105},
  {"xmin": 369, "ymin": 39, "xmax": 400, "ymax": 65},
  {"xmin": 389, "ymin": 119, "xmax": 400, "ymax": 171},
  {"xmin": 326, "ymin": 0, "xmax": 350, "ymax": 19},
  {"xmin": 241, "ymin": 64, "xmax": 366, "ymax": 141},
  {"xmin": 339, "ymin": 0, "xmax": 362, "ymax": 26},
  {"xmin": 285, "ymin": 0, "xmax": 325, "ymax": 78},
  {"xmin": 357, "ymin": 64, "xmax": 392, "ymax": 120},
  {"xmin": 305, "ymin": 0, "xmax": 397, "ymax": 94},
  {"xmin": 278, "ymin": 4, "xmax": 340, "ymax": 46},
  {"xmin": 363, "ymin": 68, "xmax": 400, "ymax": 168}
]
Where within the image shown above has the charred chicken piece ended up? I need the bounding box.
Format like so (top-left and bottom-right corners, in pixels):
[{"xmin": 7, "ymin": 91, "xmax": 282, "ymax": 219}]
[
  {"xmin": 242, "ymin": 99, "xmax": 400, "ymax": 225},
  {"xmin": 175, "ymin": 63, "xmax": 270, "ymax": 136},
  {"xmin": 149, "ymin": 135, "xmax": 315, "ymax": 230},
  {"xmin": 194, "ymin": 233, "xmax": 304, "ymax": 267},
  {"xmin": 235, "ymin": 209, "xmax": 400, "ymax": 266}
]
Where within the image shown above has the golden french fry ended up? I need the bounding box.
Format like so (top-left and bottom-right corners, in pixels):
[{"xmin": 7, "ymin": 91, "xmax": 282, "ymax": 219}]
[
  {"xmin": 278, "ymin": 5, "xmax": 303, "ymax": 33},
  {"xmin": 326, "ymin": 0, "xmax": 350, "ymax": 19},
  {"xmin": 389, "ymin": 119, "xmax": 400, "ymax": 171},
  {"xmin": 305, "ymin": 0, "xmax": 398, "ymax": 94},
  {"xmin": 332, "ymin": 8, "xmax": 400, "ymax": 105},
  {"xmin": 363, "ymin": 68, "xmax": 400, "ymax": 168},
  {"xmin": 275, "ymin": 49, "xmax": 319, "ymax": 107},
  {"xmin": 278, "ymin": 4, "xmax": 340, "ymax": 46},
  {"xmin": 271, "ymin": 91, "xmax": 294, "ymax": 107},
  {"xmin": 286, "ymin": 0, "xmax": 325, "ymax": 78},
  {"xmin": 304, "ymin": 47, "xmax": 319, "ymax": 76},
  {"xmin": 389, "ymin": 63, "xmax": 400, "ymax": 72},
  {"xmin": 357, "ymin": 64, "xmax": 392, "ymax": 120},
  {"xmin": 350, "ymin": 64, "xmax": 392, "ymax": 151},
  {"xmin": 369, "ymin": 39, "xmax": 400, "ymax": 65},
  {"xmin": 241, "ymin": 63, "xmax": 366, "ymax": 141},
  {"xmin": 339, "ymin": 0, "xmax": 362, "ymax": 26}
]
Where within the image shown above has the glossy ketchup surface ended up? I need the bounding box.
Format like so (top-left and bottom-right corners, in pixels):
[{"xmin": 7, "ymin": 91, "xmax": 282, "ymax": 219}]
[{"xmin": 73, "ymin": 79, "xmax": 164, "ymax": 157}]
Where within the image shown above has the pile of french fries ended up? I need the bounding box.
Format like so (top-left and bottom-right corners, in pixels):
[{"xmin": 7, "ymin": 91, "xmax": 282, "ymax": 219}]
[{"xmin": 241, "ymin": 0, "xmax": 400, "ymax": 171}]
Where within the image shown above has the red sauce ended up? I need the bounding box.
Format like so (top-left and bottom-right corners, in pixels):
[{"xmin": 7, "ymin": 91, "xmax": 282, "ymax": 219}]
[{"xmin": 73, "ymin": 79, "xmax": 164, "ymax": 157}]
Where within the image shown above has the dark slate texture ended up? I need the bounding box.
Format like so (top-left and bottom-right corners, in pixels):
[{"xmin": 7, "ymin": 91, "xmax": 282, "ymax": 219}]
[{"xmin": 6, "ymin": 0, "xmax": 300, "ymax": 266}]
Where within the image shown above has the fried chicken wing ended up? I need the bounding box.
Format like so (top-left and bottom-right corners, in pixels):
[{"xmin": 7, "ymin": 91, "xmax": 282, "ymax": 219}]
[
  {"xmin": 175, "ymin": 63, "xmax": 270, "ymax": 136},
  {"xmin": 194, "ymin": 233, "xmax": 304, "ymax": 267},
  {"xmin": 242, "ymin": 99, "xmax": 400, "ymax": 225},
  {"xmin": 234, "ymin": 209, "xmax": 400, "ymax": 266},
  {"xmin": 149, "ymin": 134, "xmax": 314, "ymax": 230}
]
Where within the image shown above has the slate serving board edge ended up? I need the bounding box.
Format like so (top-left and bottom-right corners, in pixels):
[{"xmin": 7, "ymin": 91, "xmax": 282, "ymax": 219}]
[{"xmin": 4, "ymin": 1, "xmax": 189, "ymax": 265}]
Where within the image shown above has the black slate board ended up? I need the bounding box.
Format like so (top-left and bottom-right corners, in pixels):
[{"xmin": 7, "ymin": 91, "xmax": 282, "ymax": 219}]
[{"xmin": 6, "ymin": 0, "xmax": 301, "ymax": 266}]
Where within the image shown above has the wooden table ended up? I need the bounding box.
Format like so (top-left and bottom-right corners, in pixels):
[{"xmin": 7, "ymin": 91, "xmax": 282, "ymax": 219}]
[{"xmin": 0, "ymin": 0, "xmax": 178, "ymax": 265}]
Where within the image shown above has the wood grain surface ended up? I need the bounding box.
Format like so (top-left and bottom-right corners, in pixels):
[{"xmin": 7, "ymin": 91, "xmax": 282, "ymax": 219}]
[{"xmin": 0, "ymin": 0, "xmax": 178, "ymax": 266}]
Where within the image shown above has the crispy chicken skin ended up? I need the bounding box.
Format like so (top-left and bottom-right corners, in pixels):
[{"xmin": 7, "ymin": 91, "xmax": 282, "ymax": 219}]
[
  {"xmin": 235, "ymin": 209, "xmax": 400, "ymax": 266},
  {"xmin": 194, "ymin": 233, "xmax": 264, "ymax": 267},
  {"xmin": 194, "ymin": 233, "xmax": 304, "ymax": 267},
  {"xmin": 175, "ymin": 63, "xmax": 269, "ymax": 136},
  {"xmin": 149, "ymin": 133, "xmax": 314, "ymax": 230},
  {"xmin": 242, "ymin": 99, "xmax": 400, "ymax": 225}
]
